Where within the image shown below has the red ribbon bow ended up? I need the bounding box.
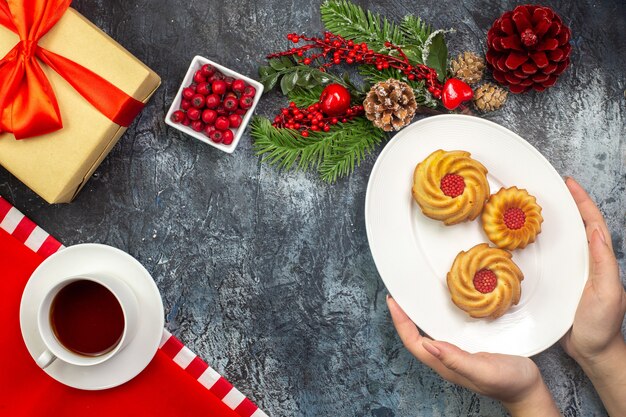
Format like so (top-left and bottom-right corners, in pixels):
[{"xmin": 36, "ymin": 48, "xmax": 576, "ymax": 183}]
[{"xmin": 0, "ymin": 0, "xmax": 144, "ymax": 139}]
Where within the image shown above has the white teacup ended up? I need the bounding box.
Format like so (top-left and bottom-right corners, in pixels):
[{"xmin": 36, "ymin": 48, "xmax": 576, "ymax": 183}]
[{"xmin": 36, "ymin": 273, "xmax": 138, "ymax": 369}]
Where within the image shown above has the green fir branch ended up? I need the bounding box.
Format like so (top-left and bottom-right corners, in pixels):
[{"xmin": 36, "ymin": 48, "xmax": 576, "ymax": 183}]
[
  {"xmin": 318, "ymin": 117, "xmax": 386, "ymax": 182},
  {"xmin": 359, "ymin": 66, "xmax": 420, "ymax": 89},
  {"xmin": 251, "ymin": 117, "xmax": 326, "ymax": 171},
  {"xmin": 251, "ymin": 116, "xmax": 386, "ymax": 183},
  {"xmin": 321, "ymin": 0, "xmax": 449, "ymax": 71},
  {"xmin": 400, "ymin": 15, "xmax": 433, "ymax": 46},
  {"xmin": 320, "ymin": 0, "xmax": 405, "ymax": 52},
  {"xmin": 287, "ymin": 86, "xmax": 325, "ymax": 108}
]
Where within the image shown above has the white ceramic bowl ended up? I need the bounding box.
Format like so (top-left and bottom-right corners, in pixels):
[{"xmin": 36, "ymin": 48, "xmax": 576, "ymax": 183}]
[{"xmin": 165, "ymin": 55, "xmax": 264, "ymax": 154}]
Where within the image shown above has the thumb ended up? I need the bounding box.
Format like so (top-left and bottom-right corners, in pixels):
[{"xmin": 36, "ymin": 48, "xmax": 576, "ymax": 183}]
[
  {"xmin": 589, "ymin": 228, "xmax": 619, "ymax": 291},
  {"xmin": 422, "ymin": 340, "xmax": 482, "ymax": 381}
]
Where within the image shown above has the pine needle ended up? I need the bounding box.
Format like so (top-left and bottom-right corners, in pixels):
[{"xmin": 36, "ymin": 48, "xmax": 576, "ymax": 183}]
[
  {"xmin": 320, "ymin": 0, "xmax": 405, "ymax": 52},
  {"xmin": 400, "ymin": 15, "xmax": 433, "ymax": 45},
  {"xmin": 287, "ymin": 86, "xmax": 325, "ymax": 108},
  {"xmin": 251, "ymin": 116, "xmax": 386, "ymax": 183}
]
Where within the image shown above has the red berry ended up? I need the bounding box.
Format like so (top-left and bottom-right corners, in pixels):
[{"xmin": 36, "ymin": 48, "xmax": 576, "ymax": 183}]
[
  {"xmin": 232, "ymin": 79, "xmax": 246, "ymax": 94},
  {"xmin": 196, "ymin": 82, "xmax": 211, "ymax": 96},
  {"xmin": 303, "ymin": 58, "xmax": 312, "ymax": 65},
  {"xmin": 440, "ymin": 174, "xmax": 465, "ymax": 197},
  {"xmin": 207, "ymin": 71, "xmax": 224, "ymax": 83},
  {"xmin": 191, "ymin": 120, "xmax": 205, "ymax": 132},
  {"xmin": 181, "ymin": 116, "xmax": 191, "ymax": 126},
  {"xmin": 204, "ymin": 124, "xmax": 217, "ymax": 137},
  {"xmin": 182, "ymin": 87, "xmax": 195, "ymax": 100},
  {"xmin": 200, "ymin": 64, "xmax": 215, "ymax": 77},
  {"xmin": 223, "ymin": 76, "xmax": 234, "ymax": 91},
  {"xmin": 187, "ymin": 108, "xmax": 201, "ymax": 121},
  {"xmin": 228, "ymin": 114, "xmax": 242, "ymax": 128},
  {"xmin": 193, "ymin": 70, "xmax": 206, "ymax": 84},
  {"xmin": 215, "ymin": 116, "xmax": 230, "ymax": 130},
  {"xmin": 222, "ymin": 129, "xmax": 234, "ymax": 145},
  {"xmin": 210, "ymin": 130, "xmax": 224, "ymax": 143},
  {"xmin": 503, "ymin": 208, "xmax": 526, "ymax": 230},
  {"xmin": 212, "ymin": 80, "xmax": 227, "ymax": 95},
  {"xmin": 202, "ymin": 109, "xmax": 218, "ymax": 124},
  {"xmin": 170, "ymin": 110, "xmax": 185, "ymax": 123},
  {"xmin": 223, "ymin": 96, "xmax": 239, "ymax": 112},
  {"xmin": 473, "ymin": 269, "xmax": 498, "ymax": 293},
  {"xmin": 180, "ymin": 99, "xmax": 191, "ymax": 110},
  {"xmin": 240, "ymin": 95, "xmax": 254, "ymax": 109},
  {"xmin": 205, "ymin": 94, "xmax": 221, "ymax": 109},
  {"xmin": 191, "ymin": 94, "xmax": 206, "ymax": 108},
  {"xmin": 216, "ymin": 105, "xmax": 228, "ymax": 116},
  {"xmin": 242, "ymin": 85, "xmax": 256, "ymax": 97},
  {"xmin": 301, "ymin": 130, "xmax": 309, "ymax": 137},
  {"xmin": 225, "ymin": 91, "xmax": 238, "ymax": 99},
  {"xmin": 235, "ymin": 108, "xmax": 247, "ymax": 116}
]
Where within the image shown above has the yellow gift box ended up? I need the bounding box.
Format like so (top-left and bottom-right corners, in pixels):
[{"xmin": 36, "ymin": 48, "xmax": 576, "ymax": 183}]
[{"xmin": 0, "ymin": 8, "xmax": 160, "ymax": 203}]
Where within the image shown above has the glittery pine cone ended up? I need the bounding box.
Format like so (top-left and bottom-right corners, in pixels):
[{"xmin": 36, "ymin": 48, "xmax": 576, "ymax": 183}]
[
  {"xmin": 486, "ymin": 4, "xmax": 572, "ymax": 93},
  {"xmin": 450, "ymin": 51, "xmax": 485, "ymax": 85},
  {"xmin": 473, "ymin": 83, "xmax": 508, "ymax": 112},
  {"xmin": 363, "ymin": 79, "xmax": 417, "ymax": 131}
]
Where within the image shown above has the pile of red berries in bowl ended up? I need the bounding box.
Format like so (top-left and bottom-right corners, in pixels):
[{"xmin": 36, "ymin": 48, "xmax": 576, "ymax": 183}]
[{"xmin": 165, "ymin": 56, "xmax": 264, "ymax": 153}]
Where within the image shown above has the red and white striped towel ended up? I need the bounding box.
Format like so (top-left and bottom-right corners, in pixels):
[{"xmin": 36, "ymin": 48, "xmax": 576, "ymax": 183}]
[{"xmin": 0, "ymin": 196, "xmax": 267, "ymax": 417}]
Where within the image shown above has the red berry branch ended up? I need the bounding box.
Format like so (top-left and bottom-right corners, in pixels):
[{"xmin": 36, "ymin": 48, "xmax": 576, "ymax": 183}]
[
  {"xmin": 272, "ymin": 101, "xmax": 364, "ymax": 137},
  {"xmin": 267, "ymin": 31, "xmax": 444, "ymax": 99}
]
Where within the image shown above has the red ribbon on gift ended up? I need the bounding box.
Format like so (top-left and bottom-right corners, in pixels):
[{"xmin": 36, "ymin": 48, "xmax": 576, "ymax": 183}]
[{"xmin": 0, "ymin": 0, "xmax": 145, "ymax": 139}]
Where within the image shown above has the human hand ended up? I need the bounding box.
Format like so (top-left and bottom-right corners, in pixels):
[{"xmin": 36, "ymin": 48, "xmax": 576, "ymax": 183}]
[
  {"xmin": 560, "ymin": 177, "xmax": 626, "ymax": 367},
  {"xmin": 387, "ymin": 296, "xmax": 559, "ymax": 416}
]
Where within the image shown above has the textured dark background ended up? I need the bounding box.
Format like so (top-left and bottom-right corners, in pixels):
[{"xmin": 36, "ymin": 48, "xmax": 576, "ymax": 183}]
[{"xmin": 1, "ymin": 0, "xmax": 625, "ymax": 416}]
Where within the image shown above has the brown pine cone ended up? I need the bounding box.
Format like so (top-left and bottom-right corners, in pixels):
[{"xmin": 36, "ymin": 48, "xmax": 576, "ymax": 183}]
[
  {"xmin": 363, "ymin": 79, "xmax": 417, "ymax": 131},
  {"xmin": 450, "ymin": 52, "xmax": 485, "ymax": 85},
  {"xmin": 473, "ymin": 83, "xmax": 508, "ymax": 112}
]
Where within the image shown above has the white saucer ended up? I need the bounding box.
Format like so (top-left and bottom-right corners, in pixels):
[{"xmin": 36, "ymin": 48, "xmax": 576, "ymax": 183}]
[{"xmin": 20, "ymin": 244, "xmax": 164, "ymax": 390}]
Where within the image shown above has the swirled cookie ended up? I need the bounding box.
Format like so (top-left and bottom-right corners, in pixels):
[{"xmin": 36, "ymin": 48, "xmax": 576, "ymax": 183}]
[
  {"xmin": 482, "ymin": 187, "xmax": 543, "ymax": 250},
  {"xmin": 412, "ymin": 150, "xmax": 490, "ymax": 225},
  {"xmin": 447, "ymin": 243, "xmax": 524, "ymax": 319}
]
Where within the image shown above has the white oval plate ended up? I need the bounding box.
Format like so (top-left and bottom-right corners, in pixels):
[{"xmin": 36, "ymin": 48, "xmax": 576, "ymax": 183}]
[
  {"xmin": 20, "ymin": 244, "xmax": 164, "ymax": 390},
  {"xmin": 365, "ymin": 115, "xmax": 588, "ymax": 356}
]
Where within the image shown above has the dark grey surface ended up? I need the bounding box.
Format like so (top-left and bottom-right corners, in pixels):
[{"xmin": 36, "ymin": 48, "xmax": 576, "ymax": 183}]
[{"xmin": 1, "ymin": 1, "xmax": 625, "ymax": 416}]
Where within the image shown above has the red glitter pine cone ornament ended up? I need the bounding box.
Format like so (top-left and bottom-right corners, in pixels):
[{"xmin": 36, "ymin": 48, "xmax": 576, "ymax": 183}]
[{"xmin": 486, "ymin": 4, "xmax": 572, "ymax": 93}]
